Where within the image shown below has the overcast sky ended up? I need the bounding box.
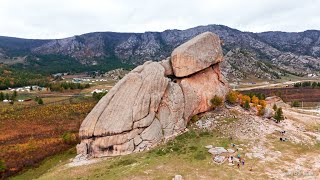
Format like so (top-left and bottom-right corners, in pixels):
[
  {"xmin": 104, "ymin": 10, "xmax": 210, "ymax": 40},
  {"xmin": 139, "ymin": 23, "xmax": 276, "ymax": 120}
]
[{"xmin": 0, "ymin": 0, "xmax": 319, "ymax": 39}]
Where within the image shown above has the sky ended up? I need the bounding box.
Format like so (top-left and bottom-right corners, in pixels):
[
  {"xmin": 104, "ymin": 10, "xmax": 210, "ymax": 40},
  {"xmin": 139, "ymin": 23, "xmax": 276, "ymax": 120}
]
[{"xmin": 0, "ymin": 0, "xmax": 319, "ymax": 39}]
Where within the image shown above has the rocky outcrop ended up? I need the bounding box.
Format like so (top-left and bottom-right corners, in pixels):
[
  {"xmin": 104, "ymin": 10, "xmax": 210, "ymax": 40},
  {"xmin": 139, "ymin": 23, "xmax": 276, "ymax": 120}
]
[
  {"xmin": 77, "ymin": 32, "xmax": 229, "ymax": 158},
  {"xmin": 171, "ymin": 32, "xmax": 223, "ymax": 77}
]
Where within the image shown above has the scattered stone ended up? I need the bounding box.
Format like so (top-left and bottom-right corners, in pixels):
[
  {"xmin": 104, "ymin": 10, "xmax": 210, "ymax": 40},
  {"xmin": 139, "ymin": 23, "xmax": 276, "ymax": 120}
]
[
  {"xmin": 214, "ymin": 155, "xmax": 226, "ymax": 164},
  {"xmin": 227, "ymin": 149, "xmax": 235, "ymax": 153},
  {"xmin": 173, "ymin": 175, "xmax": 183, "ymax": 180},
  {"xmin": 208, "ymin": 147, "xmax": 228, "ymax": 155},
  {"xmin": 205, "ymin": 145, "xmax": 213, "ymax": 149}
]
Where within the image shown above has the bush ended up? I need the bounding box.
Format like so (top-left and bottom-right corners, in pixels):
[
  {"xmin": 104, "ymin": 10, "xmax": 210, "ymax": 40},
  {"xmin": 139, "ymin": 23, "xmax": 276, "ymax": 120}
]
[
  {"xmin": 274, "ymin": 107, "xmax": 284, "ymax": 123},
  {"xmin": 210, "ymin": 95, "xmax": 223, "ymax": 109},
  {"xmin": 302, "ymin": 81, "xmax": 311, "ymax": 87},
  {"xmin": 251, "ymin": 95, "xmax": 259, "ymax": 106},
  {"xmin": 62, "ymin": 132, "xmax": 77, "ymax": 145},
  {"xmin": 246, "ymin": 92, "xmax": 265, "ymax": 100},
  {"xmin": 312, "ymin": 82, "xmax": 317, "ymax": 88},
  {"xmin": 226, "ymin": 91, "xmax": 238, "ymax": 104},
  {"xmin": 190, "ymin": 115, "xmax": 199, "ymax": 123},
  {"xmin": 243, "ymin": 100, "xmax": 250, "ymax": 110},
  {"xmin": 259, "ymin": 100, "xmax": 266, "ymax": 108},
  {"xmin": 273, "ymin": 104, "xmax": 277, "ymax": 111},
  {"xmin": 257, "ymin": 106, "xmax": 265, "ymax": 116},
  {"xmin": 92, "ymin": 91, "xmax": 108, "ymax": 100},
  {"xmin": 239, "ymin": 95, "xmax": 251, "ymax": 106},
  {"xmin": 291, "ymin": 100, "xmax": 300, "ymax": 107},
  {"xmin": 0, "ymin": 159, "xmax": 5, "ymax": 173},
  {"xmin": 38, "ymin": 98, "xmax": 44, "ymax": 105}
]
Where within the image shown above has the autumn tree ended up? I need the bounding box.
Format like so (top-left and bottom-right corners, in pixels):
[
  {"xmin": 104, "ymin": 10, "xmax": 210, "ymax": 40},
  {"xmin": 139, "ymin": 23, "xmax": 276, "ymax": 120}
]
[
  {"xmin": 226, "ymin": 91, "xmax": 238, "ymax": 104},
  {"xmin": 251, "ymin": 95, "xmax": 259, "ymax": 106}
]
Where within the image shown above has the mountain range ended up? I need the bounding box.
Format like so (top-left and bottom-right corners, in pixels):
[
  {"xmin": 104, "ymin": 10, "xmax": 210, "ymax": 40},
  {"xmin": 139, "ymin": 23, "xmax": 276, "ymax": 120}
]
[{"xmin": 0, "ymin": 24, "xmax": 320, "ymax": 80}]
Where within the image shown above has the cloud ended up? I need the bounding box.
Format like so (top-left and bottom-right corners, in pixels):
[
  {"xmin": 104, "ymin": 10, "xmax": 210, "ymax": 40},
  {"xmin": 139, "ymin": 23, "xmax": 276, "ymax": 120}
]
[{"xmin": 0, "ymin": 0, "xmax": 319, "ymax": 39}]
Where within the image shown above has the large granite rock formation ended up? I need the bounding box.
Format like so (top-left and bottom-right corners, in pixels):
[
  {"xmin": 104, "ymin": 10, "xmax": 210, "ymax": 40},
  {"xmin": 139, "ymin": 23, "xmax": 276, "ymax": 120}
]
[{"xmin": 77, "ymin": 32, "xmax": 229, "ymax": 158}]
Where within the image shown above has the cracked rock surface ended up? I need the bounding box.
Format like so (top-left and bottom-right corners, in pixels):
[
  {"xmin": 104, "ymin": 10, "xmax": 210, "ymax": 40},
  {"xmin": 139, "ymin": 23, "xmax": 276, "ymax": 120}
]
[{"xmin": 77, "ymin": 32, "xmax": 229, "ymax": 158}]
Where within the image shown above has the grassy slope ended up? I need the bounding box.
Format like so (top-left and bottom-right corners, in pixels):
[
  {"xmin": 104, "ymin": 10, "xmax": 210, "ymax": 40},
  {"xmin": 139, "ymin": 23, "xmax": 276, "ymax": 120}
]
[{"xmin": 17, "ymin": 130, "xmax": 269, "ymax": 180}]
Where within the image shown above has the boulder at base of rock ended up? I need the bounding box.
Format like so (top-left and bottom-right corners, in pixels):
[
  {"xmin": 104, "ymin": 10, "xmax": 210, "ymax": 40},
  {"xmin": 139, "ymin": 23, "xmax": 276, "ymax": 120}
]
[{"xmin": 171, "ymin": 32, "xmax": 223, "ymax": 77}]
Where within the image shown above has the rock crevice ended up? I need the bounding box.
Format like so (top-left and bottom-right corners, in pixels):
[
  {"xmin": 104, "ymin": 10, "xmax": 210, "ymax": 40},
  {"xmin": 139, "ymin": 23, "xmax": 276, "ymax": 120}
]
[{"xmin": 77, "ymin": 32, "xmax": 229, "ymax": 157}]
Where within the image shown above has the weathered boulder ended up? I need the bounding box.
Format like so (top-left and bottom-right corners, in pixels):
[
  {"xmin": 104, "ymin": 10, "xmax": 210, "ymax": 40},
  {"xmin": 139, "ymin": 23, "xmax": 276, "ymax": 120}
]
[
  {"xmin": 171, "ymin": 32, "xmax": 223, "ymax": 77},
  {"xmin": 77, "ymin": 32, "xmax": 229, "ymax": 158},
  {"xmin": 178, "ymin": 65, "xmax": 229, "ymax": 120}
]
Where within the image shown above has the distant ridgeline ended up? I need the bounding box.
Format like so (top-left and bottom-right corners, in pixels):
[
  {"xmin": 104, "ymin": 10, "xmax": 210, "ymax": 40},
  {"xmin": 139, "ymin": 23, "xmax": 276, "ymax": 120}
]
[{"xmin": 1, "ymin": 24, "xmax": 320, "ymax": 80}]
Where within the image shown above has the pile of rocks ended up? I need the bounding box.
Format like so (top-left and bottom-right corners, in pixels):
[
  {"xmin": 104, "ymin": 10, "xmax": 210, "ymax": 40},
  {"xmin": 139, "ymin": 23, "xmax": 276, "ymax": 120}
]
[
  {"xmin": 206, "ymin": 144, "xmax": 245, "ymax": 165},
  {"xmin": 77, "ymin": 32, "xmax": 229, "ymax": 158}
]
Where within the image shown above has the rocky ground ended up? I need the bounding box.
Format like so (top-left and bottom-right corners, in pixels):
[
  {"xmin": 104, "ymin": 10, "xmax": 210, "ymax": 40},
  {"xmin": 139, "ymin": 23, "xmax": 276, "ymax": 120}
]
[{"xmin": 194, "ymin": 101, "xmax": 320, "ymax": 179}]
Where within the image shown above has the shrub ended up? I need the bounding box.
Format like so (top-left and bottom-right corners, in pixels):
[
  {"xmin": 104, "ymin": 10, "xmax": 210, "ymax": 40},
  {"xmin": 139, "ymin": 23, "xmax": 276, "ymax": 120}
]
[
  {"xmin": 274, "ymin": 107, "xmax": 284, "ymax": 123},
  {"xmin": 294, "ymin": 82, "xmax": 301, "ymax": 87},
  {"xmin": 226, "ymin": 91, "xmax": 238, "ymax": 104},
  {"xmin": 246, "ymin": 92, "xmax": 266, "ymax": 100},
  {"xmin": 312, "ymin": 82, "xmax": 317, "ymax": 88},
  {"xmin": 38, "ymin": 98, "xmax": 44, "ymax": 105},
  {"xmin": 273, "ymin": 104, "xmax": 277, "ymax": 111},
  {"xmin": 0, "ymin": 159, "xmax": 5, "ymax": 173},
  {"xmin": 257, "ymin": 106, "xmax": 265, "ymax": 116},
  {"xmin": 243, "ymin": 100, "xmax": 250, "ymax": 110},
  {"xmin": 251, "ymin": 96, "xmax": 259, "ymax": 106},
  {"xmin": 259, "ymin": 100, "xmax": 266, "ymax": 108},
  {"xmin": 62, "ymin": 132, "xmax": 77, "ymax": 145},
  {"xmin": 210, "ymin": 95, "xmax": 223, "ymax": 109},
  {"xmin": 302, "ymin": 81, "xmax": 311, "ymax": 87},
  {"xmin": 240, "ymin": 95, "xmax": 251, "ymax": 106},
  {"xmin": 92, "ymin": 91, "xmax": 108, "ymax": 100},
  {"xmin": 190, "ymin": 115, "xmax": 199, "ymax": 123},
  {"xmin": 291, "ymin": 100, "xmax": 300, "ymax": 107}
]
